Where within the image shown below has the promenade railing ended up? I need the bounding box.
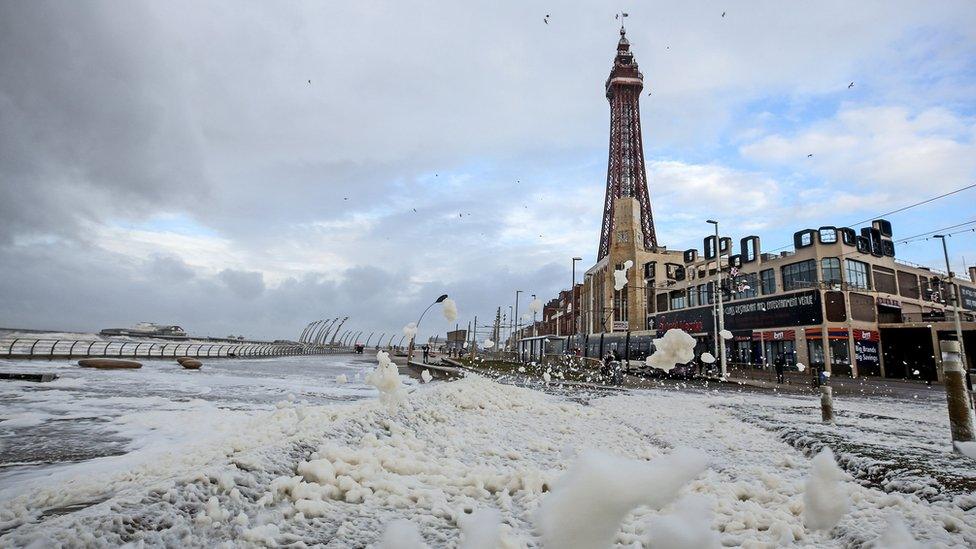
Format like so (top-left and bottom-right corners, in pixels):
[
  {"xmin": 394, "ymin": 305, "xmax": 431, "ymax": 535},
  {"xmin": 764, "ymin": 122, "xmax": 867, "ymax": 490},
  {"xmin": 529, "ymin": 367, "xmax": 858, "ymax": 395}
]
[{"xmin": 0, "ymin": 337, "xmax": 355, "ymax": 360}]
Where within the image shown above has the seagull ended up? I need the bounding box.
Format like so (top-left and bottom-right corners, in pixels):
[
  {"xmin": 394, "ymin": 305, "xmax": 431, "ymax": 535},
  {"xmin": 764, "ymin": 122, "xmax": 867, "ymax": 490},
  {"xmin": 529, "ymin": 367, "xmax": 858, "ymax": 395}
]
[
  {"xmin": 544, "ymin": 14, "xmax": 550, "ymax": 24},
  {"xmin": 807, "ymin": 154, "xmax": 813, "ymax": 158},
  {"xmin": 344, "ymin": 197, "xmax": 349, "ymax": 200},
  {"xmin": 722, "ymin": 12, "xmax": 726, "ymax": 17},
  {"xmin": 412, "ymin": 208, "xmax": 417, "ymax": 212},
  {"xmin": 307, "ymin": 79, "xmax": 311, "ymax": 85},
  {"xmin": 848, "ymin": 81, "xmax": 855, "ymax": 89}
]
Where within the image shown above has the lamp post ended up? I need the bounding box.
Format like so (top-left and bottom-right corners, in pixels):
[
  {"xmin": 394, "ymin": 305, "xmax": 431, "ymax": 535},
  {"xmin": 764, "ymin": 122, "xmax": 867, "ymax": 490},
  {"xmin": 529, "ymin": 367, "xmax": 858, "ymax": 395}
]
[
  {"xmin": 935, "ymin": 235, "xmax": 976, "ymax": 446},
  {"xmin": 707, "ymin": 219, "xmax": 728, "ymax": 379},
  {"xmin": 572, "ymin": 257, "xmax": 582, "ymax": 347},
  {"xmin": 514, "ymin": 290, "xmax": 523, "ymax": 359},
  {"xmin": 407, "ymin": 294, "xmax": 449, "ymax": 365},
  {"xmin": 934, "ymin": 235, "xmax": 969, "ymax": 371}
]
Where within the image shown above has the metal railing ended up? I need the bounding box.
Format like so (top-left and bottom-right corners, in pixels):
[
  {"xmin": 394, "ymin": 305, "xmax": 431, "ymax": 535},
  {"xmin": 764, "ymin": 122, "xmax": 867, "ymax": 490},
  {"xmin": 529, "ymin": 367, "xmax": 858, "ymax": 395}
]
[{"xmin": 1, "ymin": 338, "xmax": 356, "ymax": 360}]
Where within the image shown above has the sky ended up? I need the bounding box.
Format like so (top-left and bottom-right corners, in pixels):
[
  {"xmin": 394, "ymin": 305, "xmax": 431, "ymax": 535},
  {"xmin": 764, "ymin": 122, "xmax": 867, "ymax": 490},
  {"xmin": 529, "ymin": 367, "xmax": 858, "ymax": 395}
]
[{"xmin": 2, "ymin": 1, "xmax": 976, "ymax": 342}]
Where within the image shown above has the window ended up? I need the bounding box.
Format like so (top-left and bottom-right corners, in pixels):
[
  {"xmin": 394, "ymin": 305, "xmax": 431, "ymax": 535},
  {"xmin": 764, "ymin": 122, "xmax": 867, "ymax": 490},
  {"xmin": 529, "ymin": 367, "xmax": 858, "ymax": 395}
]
[
  {"xmin": 874, "ymin": 266, "xmax": 897, "ymax": 295},
  {"xmin": 821, "ymin": 257, "xmax": 842, "ymax": 285},
  {"xmin": 897, "ymin": 271, "xmax": 920, "ymax": 299},
  {"xmin": 656, "ymin": 293, "xmax": 669, "ymax": 312},
  {"xmin": 781, "ymin": 260, "xmax": 817, "ymax": 290},
  {"xmin": 760, "ymin": 269, "xmax": 776, "ymax": 295},
  {"xmin": 688, "ymin": 288, "xmax": 698, "ymax": 307},
  {"xmin": 733, "ymin": 272, "xmax": 758, "ymax": 299},
  {"xmin": 670, "ymin": 291, "xmax": 686, "ymax": 310},
  {"xmin": 818, "ymin": 227, "xmax": 837, "ymax": 244},
  {"xmin": 614, "ymin": 289, "xmax": 628, "ymax": 321},
  {"xmin": 845, "ymin": 259, "xmax": 871, "ymax": 290}
]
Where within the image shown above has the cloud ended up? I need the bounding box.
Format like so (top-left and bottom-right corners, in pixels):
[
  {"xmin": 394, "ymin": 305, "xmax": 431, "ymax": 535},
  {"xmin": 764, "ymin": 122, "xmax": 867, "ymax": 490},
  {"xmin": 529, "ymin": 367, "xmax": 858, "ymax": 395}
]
[
  {"xmin": 740, "ymin": 106, "xmax": 976, "ymax": 194},
  {"xmin": 2, "ymin": 1, "xmax": 975, "ymax": 337},
  {"xmin": 218, "ymin": 269, "xmax": 266, "ymax": 300}
]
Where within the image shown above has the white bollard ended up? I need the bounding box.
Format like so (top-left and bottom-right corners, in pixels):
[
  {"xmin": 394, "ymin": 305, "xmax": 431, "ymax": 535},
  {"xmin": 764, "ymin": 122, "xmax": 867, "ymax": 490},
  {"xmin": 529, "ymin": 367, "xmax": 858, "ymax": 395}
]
[{"xmin": 820, "ymin": 385, "xmax": 834, "ymax": 423}]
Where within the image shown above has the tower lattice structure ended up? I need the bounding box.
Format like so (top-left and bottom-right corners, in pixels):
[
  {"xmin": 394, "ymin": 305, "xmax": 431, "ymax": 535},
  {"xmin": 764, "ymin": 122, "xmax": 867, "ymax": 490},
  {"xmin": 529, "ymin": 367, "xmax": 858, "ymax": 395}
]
[{"xmin": 597, "ymin": 26, "xmax": 657, "ymax": 260}]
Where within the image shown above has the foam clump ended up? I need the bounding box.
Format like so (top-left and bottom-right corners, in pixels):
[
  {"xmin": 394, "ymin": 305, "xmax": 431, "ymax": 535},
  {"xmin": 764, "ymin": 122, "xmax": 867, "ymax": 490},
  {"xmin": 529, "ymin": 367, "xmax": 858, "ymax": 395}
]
[
  {"xmin": 645, "ymin": 494, "xmax": 720, "ymax": 549},
  {"xmin": 459, "ymin": 508, "xmax": 508, "ymax": 549},
  {"xmin": 421, "ymin": 370, "xmax": 433, "ymax": 383},
  {"xmin": 803, "ymin": 448, "xmax": 850, "ymax": 531},
  {"xmin": 646, "ymin": 329, "xmax": 696, "ymax": 373},
  {"xmin": 613, "ymin": 260, "xmax": 633, "ymax": 291},
  {"xmin": 378, "ymin": 519, "xmax": 428, "ymax": 549},
  {"xmin": 365, "ymin": 350, "xmax": 407, "ymax": 407},
  {"xmin": 876, "ymin": 514, "xmax": 923, "ymax": 548},
  {"xmin": 700, "ymin": 352, "xmax": 715, "ymax": 364},
  {"xmin": 719, "ymin": 329, "xmax": 733, "ymax": 340},
  {"xmin": 536, "ymin": 447, "xmax": 708, "ymax": 549},
  {"xmin": 402, "ymin": 322, "xmax": 418, "ymax": 339},
  {"xmin": 335, "ymin": 374, "xmax": 348, "ymax": 384}
]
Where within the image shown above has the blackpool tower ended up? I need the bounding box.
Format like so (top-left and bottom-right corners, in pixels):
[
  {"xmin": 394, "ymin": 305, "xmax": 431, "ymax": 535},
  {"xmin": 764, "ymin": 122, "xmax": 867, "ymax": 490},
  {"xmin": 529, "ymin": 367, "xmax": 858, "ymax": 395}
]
[{"xmin": 597, "ymin": 25, "xmax": 657, "ymax": 261}]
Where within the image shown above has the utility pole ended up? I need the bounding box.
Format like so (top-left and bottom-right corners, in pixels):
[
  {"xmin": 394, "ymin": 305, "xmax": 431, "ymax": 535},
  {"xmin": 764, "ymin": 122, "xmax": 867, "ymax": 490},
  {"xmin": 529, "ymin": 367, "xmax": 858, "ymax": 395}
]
[
  {"xmin": 470, "ymin": 316, "xmax": 477, "ymax": 359},
  {"xmin": 707, "ymin": 219, "xmax": 728, "ymax": 378},
  {"xmin": 935, "ymin": 235, "xmax": 969, "ymax": 375}
]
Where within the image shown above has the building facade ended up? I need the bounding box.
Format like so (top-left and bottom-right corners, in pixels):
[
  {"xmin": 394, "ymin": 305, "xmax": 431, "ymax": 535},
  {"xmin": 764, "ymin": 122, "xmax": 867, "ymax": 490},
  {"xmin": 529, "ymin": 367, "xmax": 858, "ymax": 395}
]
[{"xmin": 549, "ymin": 27, "xmax": 975, "ymax": 381}]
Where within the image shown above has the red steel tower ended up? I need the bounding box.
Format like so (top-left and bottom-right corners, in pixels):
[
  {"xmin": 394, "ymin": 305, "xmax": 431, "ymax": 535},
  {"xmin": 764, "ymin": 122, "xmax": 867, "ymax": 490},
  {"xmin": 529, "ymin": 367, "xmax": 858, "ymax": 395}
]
[{"xmin": 597, "ymin": 25, "xmax": 657, "ymax": 260}]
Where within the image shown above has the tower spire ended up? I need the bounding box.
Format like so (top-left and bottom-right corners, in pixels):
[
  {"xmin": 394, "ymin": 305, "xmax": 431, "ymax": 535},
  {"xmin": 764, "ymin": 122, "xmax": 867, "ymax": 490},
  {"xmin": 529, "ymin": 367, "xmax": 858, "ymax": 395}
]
[{"xmin": 597, "ymin": 24, "xmax": 657, "ymax": 260}]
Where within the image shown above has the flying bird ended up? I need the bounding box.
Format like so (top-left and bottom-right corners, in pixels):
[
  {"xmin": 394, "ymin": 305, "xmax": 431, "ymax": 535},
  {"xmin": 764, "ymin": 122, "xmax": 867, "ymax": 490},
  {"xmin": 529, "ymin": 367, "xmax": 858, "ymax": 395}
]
[
  {"xmin": 344, "ymin": 197, "xmax": 349, "ymax": 200},
  {"xmin": 412, "ymin": 208, "xmax": 417, "ymax": 212},
  {"xmin": 807, "ymin": 154, "xmax": 813, "ymax": 158},
  {"xmin": 722, "ymin": 12, "xmax": 726, "ymax": 17},
  {"xmin": 544, "ymin": 14, "xmax": 550, "ymax": 24},
  {"xmin": 848, "ymin": 81, "xmax": 855, "ymax": 89},
  {"xmin": 307, "ymin": 79, "xmax": 311, "ymax": 85}
]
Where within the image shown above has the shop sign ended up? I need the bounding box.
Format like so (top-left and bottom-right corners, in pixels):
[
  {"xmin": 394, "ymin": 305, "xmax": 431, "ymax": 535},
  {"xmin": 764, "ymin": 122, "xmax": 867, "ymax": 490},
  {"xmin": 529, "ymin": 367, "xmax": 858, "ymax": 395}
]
[
  {"xmin": 877, "ymin": 297, "xmax": 901, "ymax": 309},
  {"xmin": 960, "ymin": 285, "xmax": 976, "ymax": 312},
  {"xmin": 613, "ymin": 321, "xmax": 629, "ymax": 331},
  {"xmin": 654, "ymin": 290, "xmax": 822, "ymax": 335},
  {"xmin": 854, "ymin": 337, "xmax": 880, "ymax": 368}
]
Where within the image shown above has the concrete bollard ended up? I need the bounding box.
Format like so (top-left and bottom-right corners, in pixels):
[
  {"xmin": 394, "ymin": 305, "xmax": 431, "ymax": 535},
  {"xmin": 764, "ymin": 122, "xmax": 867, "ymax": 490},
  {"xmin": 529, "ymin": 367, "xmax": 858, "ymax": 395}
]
[
  {"xmin": 940, "ymin": 340, "xmax": 975, "ymax": 448},
  {"xmin": 820, "ymin": 385, "xmax": 834, "ymax": 423}
]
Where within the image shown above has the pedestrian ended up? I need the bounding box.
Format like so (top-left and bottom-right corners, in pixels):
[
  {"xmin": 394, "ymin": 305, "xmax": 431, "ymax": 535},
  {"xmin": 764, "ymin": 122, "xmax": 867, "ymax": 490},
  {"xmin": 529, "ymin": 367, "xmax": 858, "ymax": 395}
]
[
  {"xmin": 774, "ymin": 352, "xmax": 785, "ymax": 384},
  {"xmin": 422, "ymin": 345, "xmax": 429, "ymax": 364}
]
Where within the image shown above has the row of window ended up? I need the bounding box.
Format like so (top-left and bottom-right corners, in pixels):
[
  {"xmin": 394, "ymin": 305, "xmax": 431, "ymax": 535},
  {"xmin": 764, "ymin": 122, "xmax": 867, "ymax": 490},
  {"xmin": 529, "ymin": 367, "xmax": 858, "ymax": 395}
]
[{"xmin": 656, "ymin": 257, "xmax": 873, "ymax": 311}]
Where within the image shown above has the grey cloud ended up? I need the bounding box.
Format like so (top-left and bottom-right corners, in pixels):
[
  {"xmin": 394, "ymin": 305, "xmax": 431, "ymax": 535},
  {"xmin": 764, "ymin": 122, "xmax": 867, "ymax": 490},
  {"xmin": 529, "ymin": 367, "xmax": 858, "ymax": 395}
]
[
  {"xmin": 218, "ymin": 269, "xmax": 265, "ymax": 300},
  {"xmin": 2, "ymin": 1, "xmax": 975, "ymax": 338}
]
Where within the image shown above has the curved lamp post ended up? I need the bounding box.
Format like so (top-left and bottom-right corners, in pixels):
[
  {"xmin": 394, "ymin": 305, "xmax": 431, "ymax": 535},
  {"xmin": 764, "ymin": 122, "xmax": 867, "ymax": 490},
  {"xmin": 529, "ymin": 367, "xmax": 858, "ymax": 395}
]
[
  {"xmin": 387, "ymin": 333, "xmax": 397, "ymax": 349},
  {"xmin": 408, "ymin": 294, "xmax": 448, "ymax": 365},
  {"xmin": 299, "ymin": 320, "xmax": 318, "ymax": 343},
  {"xmin": 318, "ymin": 317, "xmax": 341, "ymax": 346},
  {"xmin": 312, "ymin": 317, "xmax": 333, "ymax": 345},
  {"xmin": 330, "ymin": 317, "xmax": 349, "ymax": 345},
  {"xmin": 396, "ymin": 334, "xmax": 406, "ymax": 349},
  {"xmin": 364, "ymin": 332, "xmax": 375, "ymax": 347}
]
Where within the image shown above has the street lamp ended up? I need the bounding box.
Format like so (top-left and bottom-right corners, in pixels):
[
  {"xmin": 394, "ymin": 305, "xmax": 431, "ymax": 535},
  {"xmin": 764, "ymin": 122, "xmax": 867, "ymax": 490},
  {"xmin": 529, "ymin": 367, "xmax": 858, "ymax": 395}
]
[
  {"xmin": 514, "ymin": 290, "xmax": 523, "ymax": 359},
  {"xmin": 572, "ymin": 257, "xmax": 583, "ymax": 347},
  {"xmin": 407, "ymin": 294, "xmax": 449, "ymax": 365},
  {"xmin": 707, "ymin": 219, "xmax": 728, "ymax": 379},
  {"xmin": 934, "ymin": 235, "xmax": 968, "ymax": 370}
]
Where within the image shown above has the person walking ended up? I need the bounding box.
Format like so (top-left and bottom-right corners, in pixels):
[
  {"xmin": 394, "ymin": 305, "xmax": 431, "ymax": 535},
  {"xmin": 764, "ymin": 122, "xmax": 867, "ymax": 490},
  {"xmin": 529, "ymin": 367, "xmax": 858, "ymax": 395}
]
[
  {"xmin": 422, "ymin": 345, "xmax": 429, "ymax": 364},
  {"xmin": 774, "ymin": 352, "xmax": 786, "ymax": 384}
]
